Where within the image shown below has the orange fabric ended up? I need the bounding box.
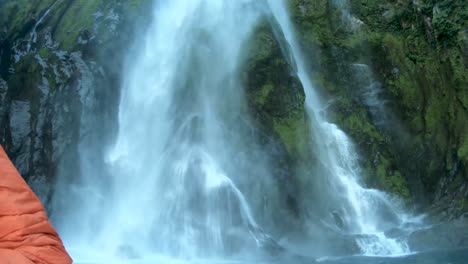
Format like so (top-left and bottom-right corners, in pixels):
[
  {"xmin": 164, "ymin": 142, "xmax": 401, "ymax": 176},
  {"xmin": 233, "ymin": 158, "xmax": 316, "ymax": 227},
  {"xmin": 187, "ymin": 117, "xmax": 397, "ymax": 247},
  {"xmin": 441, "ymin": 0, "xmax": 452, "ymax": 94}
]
[{"xmin": 0, "ymin": 146, "xmax": 72, "ymax": 264}]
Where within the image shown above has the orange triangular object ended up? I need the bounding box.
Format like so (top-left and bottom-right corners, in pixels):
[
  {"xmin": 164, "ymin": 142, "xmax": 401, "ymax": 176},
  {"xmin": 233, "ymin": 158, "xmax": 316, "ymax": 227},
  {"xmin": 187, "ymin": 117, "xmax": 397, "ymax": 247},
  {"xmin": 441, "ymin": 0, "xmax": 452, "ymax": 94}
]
[{"xmin": 0, "ymin": 146, "xmax": 72, "ymax": 264}]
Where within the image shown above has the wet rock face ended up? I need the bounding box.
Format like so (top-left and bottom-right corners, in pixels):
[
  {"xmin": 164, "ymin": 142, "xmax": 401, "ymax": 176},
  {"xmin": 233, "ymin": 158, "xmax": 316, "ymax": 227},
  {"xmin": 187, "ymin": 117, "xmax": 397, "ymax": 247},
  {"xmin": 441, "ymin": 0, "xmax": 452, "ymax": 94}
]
[
  {"xmin": 8, "ymin": 100, "xmax": 31, "ymax": 173},
  {"xmin": 0, "ymin": 1, "xmax": 309, "ymax": 224},
  {"xmin": 0, "ymin": 78, "xmax": 8, "ymax": 139},
  {"xmin": 0, "ymin": 0, "xmax": 148, "ymax": 208},
  {"xmin": 1, "ymin": 0, "xmax": 465, "ymax": 226},
  {"xmin": 288, "ymin": 0, "xmax": 468, "ymax": 218},
  {"xmin": 242, "ymin": 16, "xmax": 309, "ymax": 231},
  {"xmin": 244, "ymin": 18, "xmax": 307, "ymax": 162},
  {"xmin": 1, "ymin": 51, "xmax": 97, "ymax": 206},
  {"xmin": 408, "ymin": 218, "xmax": 468, "ymax": 251}
]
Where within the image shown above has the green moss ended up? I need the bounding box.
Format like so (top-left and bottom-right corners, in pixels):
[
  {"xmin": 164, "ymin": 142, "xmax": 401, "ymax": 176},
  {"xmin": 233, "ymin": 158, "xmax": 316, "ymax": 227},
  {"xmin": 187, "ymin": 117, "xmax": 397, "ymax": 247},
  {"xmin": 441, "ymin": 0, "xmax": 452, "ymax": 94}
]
[
  {"xmin": 273, "ymin": 114, "xmax": 308, "ymax": 159},
  {"xmin": 7, "ymin": 55, "xmax": 42, "ymax": 100},
  {"xmin": 0, "ymin": 0, "xmax": 54, "ymax": 39},
  {"xmin": 313, "ymin": 74, "xmax": 338, "ymax": 93},
  {"xmin": 339, "ymin": 110, "xmax": 384, "ymax": 144},
  {"xmin": 374, "ymin": 156, "xmax": 391, "ymax": 188},
  {"xmin": 342, "ymin": 32, "xmax": 366, "ymax": 47},
  {"xmin": 254, "ymin": 83, "xmax": 274, "ymax": 106},
  {"xmin": 53, "ymin": 0, "xmax": 104, "ymax": 50},
  {"xmin": 432, "ymin": 8, "xmax": 462, "ymax": 47},
  {"xmin": 391, "ymin": 75, "xmax": 419, "ymax": 107},
  {"xmin": 288, "ymin": 0, "xmax": 339, "ymax": 50},
  {"xmin": 425, "ymin": 99, "xmax": 443, "ymax": 130},
  {"xmin": 458, "ymin": 136, "xmax": 468, "ymax": 162},
  {"xmin": 244, "ymin": 16, "xmax": 309, "ymax": 165},
  {"xmin": 375, "ymin": 156, "xmax": 411, "ymax": 201},
  {"xmin": 456, "ymin": 198, "xmax": 468, "ymax": 211},
  {"xmin": 39, "ymin": 48, "xmax": 49, "ymax": 58},
  {"xmin": 245, "ymin": 22, "xmax": 276, "ymax": 63}
]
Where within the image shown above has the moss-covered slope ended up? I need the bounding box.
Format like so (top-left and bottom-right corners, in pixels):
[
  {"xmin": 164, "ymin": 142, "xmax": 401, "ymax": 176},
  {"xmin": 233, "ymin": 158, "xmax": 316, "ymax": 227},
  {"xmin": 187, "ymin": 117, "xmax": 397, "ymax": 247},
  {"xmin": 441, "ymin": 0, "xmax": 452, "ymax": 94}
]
[{"xmin": 289, "ymin": 0, "xmax": 467, "ymax": 218}]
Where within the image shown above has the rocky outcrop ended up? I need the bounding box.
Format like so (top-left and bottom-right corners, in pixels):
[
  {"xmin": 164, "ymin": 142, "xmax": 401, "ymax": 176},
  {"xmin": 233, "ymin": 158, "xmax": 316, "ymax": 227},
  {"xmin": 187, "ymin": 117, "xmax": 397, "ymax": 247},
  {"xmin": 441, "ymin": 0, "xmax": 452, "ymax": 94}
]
[
  {"xmin": 242, "ymin": 15, "xmax": 310, "ymax": 232},
  {"xmin": 408, "ymin": 217, "xmax": 468, "ymax": 251},
  {"xmin": 288, "ymin": 0, "xmax": 467, "ymax": 219},
  {"xmin": 0, "ymin": 0, "xmax": 150, "ymax": 208},
  {"xmin": 349, "ymin": 0, "xmax": 467, "ymax": 219}
]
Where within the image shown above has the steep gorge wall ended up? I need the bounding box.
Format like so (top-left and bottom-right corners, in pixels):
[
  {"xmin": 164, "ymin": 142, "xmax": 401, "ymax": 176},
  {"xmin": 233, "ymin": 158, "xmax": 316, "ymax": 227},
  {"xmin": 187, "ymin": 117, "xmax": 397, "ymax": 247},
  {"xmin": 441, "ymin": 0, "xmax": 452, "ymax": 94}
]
[
  {"xmin": 289, "ymin": 0, "xmax": 467, "ymax": 219},
  {"xmin": 0, "ymin": 0, "xmax": 309, "ymax": 224},
  {"xmin": 0, "ymin": 0, "xmax": 151, "ymax": 206},
  {"xmin": 1, "ymin": 0, "xmax": 466, "ymax": 222}
]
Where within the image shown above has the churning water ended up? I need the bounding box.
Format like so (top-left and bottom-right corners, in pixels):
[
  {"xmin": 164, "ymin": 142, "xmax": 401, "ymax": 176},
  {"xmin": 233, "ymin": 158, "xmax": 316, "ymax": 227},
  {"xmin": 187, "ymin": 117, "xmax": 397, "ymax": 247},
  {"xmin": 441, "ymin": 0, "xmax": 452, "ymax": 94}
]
[{"xmin": 53, "ymin": 0, "xmax": 424, "ymax": 262}]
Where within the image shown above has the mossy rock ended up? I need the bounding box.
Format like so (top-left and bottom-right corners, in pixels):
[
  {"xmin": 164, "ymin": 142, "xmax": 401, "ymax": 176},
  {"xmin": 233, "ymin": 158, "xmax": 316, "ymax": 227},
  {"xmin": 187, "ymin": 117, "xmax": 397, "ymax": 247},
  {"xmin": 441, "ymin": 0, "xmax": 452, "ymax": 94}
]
[
  {"xmin": 243, "ymin": 17, "xmax": 308, "ymax": 160},
  {"xmin": 0, "ymin": 0, "xmax": 55, "ymax": 39},
  {"xmin": 7, "ymin": 55, "xmax": 43, "ymax": 100}
]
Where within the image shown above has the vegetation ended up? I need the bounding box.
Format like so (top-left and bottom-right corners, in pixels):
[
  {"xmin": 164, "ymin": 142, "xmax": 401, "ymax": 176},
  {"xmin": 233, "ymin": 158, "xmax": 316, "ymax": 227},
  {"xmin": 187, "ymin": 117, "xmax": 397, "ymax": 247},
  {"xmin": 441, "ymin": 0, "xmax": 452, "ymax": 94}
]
[
  {"xmin": 287, "ymin": 0, "xmax": 467, "ymax": 215},
  {"xmin": 0, "ymin": 0, "xmax": 466, "ymax": 218}
]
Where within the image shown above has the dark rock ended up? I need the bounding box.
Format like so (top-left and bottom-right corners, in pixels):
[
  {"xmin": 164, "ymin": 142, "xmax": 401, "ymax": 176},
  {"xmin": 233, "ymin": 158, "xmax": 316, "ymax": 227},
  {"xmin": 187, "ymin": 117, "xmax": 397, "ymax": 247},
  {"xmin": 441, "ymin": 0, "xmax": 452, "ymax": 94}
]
[
  {"xmin": 0, "ymin": 0, "xmax": 148, "ymax": 211},
  {"xmin": 408, "ymin": 219, "xmax": 468, "ymax": 251},
  {"xmin": 9, "ymin": 100, "xmax": 31, "ymax": 173}
]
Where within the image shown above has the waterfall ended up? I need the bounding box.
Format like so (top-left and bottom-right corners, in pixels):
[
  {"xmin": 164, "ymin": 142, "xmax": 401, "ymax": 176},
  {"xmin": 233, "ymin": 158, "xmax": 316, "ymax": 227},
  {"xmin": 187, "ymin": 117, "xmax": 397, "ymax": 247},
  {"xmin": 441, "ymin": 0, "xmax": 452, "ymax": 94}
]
[
  {"xmin": 268, "ymin": 0, "xmax": 418, "ymax": 256},
  {"xmin": 52, "ymin": 0, "xmax": 425, "ymax": 262},
  {"xmin": 56, "ymin": 0, "xmax": 282, "ymax": 262}
]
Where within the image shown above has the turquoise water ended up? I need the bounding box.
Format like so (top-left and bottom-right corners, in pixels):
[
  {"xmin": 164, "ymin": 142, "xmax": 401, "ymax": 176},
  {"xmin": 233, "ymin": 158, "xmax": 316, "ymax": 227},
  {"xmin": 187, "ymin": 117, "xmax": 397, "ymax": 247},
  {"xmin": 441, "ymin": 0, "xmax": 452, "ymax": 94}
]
[
  {"xmin": 317, "ymin": 248, "xmax": 468, "ymax": 264},
  {"xmin": 73, "ymin": 248, "xmax": 468, "ymax": 264}
]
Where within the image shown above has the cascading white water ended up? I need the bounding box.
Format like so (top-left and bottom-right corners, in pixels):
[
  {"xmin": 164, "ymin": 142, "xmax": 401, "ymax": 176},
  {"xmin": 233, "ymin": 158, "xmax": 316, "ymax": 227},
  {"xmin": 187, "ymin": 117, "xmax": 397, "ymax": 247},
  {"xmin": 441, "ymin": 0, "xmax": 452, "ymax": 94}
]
[
  {"xmin": 268, "ymin": 0, "xmax": 416, "ymax": 256},
  {"xmin": 57, "ymin": 1, "xmax": 284, "ymax": 262},
  {"xmin": 52, "ymin": 0, "xmax": 425, "ymax": 262}
]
